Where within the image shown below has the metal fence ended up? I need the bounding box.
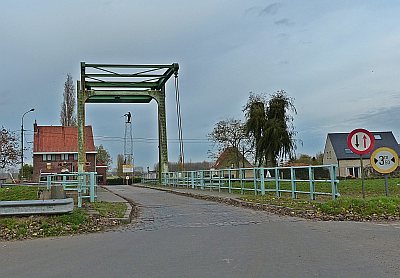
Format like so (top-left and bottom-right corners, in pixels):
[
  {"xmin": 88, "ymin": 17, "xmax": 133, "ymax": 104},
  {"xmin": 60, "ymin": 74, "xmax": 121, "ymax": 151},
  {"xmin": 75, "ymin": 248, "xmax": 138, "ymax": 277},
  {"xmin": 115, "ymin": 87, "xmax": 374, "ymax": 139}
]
[
  {"xmin": 144, "ymin": 165, "xmax": 340, "ymax": 200},
  {"xmin": 40, "ymin": 172, "xmax": 97, "ymax": 207}
]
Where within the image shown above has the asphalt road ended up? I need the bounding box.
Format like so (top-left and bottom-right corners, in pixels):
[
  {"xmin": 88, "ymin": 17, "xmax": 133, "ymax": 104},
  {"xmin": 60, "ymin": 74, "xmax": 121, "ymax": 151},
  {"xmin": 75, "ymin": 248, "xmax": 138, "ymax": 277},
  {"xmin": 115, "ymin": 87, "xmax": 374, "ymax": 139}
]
[{"xmin": 1, "ymin": 185, "xmax": 400, "ymax": 278}]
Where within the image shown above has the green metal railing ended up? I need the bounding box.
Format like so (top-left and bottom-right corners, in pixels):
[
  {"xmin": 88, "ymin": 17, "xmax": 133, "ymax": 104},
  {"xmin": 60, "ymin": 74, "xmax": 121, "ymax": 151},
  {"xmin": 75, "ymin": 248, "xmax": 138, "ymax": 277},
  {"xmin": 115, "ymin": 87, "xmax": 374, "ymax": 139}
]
[
  {"xmin": 144, "ymin": 165, "xmax": 340, "ymax": 200},
  {"xmin": 41, "ymin": 172, "xmax": 97, "ymax": 207}
]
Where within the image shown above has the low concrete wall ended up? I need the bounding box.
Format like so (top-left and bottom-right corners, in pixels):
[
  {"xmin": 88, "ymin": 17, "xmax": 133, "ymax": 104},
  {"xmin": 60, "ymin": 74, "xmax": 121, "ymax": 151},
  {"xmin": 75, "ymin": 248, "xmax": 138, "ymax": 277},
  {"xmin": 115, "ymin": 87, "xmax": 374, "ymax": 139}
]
[{"xmin": 0, "ymin": 198, "xmax": 74, "ymax": 216}]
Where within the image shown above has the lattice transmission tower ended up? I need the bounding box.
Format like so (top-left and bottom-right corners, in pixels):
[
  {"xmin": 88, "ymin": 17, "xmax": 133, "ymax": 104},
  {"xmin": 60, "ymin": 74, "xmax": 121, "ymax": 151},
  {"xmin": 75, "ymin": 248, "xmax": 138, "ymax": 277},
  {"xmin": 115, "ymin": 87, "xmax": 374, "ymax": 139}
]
[{"xmin": 123, "ymin": 112, "xmax": 134, "ymax": 167}]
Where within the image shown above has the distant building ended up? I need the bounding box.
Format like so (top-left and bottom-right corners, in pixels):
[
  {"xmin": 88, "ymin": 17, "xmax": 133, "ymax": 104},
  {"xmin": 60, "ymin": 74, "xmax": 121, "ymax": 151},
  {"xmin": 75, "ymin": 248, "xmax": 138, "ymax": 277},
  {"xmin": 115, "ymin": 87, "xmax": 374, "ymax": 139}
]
[
  {"xmin": 213, "ymin": 147, "xmax": 253, "ymax": 169},
  {"xmin": 213, "ymin": 147, "xmax": 253, "ymax": 178},
  {"xmin": 323, "ymin": 131, "xmax": 400, "ymax": 178},
  {"xmin": 32, "ymin": 123, "xmax": 97, "ymax": 182}
]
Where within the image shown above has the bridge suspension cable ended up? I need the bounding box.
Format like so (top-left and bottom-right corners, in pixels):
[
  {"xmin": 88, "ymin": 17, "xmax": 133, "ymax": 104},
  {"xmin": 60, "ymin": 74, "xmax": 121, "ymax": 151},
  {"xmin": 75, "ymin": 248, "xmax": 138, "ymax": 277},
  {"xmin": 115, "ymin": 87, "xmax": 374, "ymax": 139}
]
[{"xmin": 174, "ymin": 70, "xmax": 184, "ymax": 171}]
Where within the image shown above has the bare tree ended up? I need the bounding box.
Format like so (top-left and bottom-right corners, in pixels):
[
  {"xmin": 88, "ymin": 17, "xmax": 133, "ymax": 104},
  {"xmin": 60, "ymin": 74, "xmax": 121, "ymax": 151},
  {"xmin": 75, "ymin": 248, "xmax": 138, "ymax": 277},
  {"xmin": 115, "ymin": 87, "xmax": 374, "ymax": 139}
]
[
  {"xmin": 208, "ymin": 118, "xmax": 252, "ymax": 168},
  {"xmin": 60, "ymin": 74, "xmax": 77, "ymax": 126},
  {"xmin": 0, "ymin": 127, "xmax": 20, "ymax": 170}
]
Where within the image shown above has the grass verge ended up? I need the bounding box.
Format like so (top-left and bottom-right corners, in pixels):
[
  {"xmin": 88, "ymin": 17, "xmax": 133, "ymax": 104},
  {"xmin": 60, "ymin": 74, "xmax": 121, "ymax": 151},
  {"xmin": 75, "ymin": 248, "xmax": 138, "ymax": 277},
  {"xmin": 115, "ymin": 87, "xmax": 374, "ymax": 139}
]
[
  {"xmin": 0, "ymin": 186, "xmax": 129, "ymax": 241},
  {"xmin": 240, "ymin": 194, "xmax": 400, "ymax": 221}
]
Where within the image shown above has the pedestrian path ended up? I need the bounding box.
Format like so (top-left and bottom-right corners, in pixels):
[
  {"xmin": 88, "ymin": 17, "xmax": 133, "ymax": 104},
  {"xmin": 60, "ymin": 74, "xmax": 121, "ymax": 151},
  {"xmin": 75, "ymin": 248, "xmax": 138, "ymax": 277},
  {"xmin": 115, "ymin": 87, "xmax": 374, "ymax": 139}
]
[{"xmin": 96, "ymin": 186, "xmax": 127, "ymax": 202}]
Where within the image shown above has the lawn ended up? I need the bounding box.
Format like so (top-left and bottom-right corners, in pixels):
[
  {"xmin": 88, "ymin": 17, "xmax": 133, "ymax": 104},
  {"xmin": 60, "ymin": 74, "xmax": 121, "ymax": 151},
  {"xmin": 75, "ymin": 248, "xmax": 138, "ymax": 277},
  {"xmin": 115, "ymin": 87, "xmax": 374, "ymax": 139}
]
[
  {"xmin": 238, "ymin": 177, "xmax": 400, "ymax": 220},
  {"xmin": 157, "ymin": 176, "xmax": 400, "ymax": 221},
  {"xmin": 0, "ymin": 186, "xmax": 128, "ymax": 240},
  {"xmin": 0, "ymin": 186, "xmax": 44, "ymax": 201}
]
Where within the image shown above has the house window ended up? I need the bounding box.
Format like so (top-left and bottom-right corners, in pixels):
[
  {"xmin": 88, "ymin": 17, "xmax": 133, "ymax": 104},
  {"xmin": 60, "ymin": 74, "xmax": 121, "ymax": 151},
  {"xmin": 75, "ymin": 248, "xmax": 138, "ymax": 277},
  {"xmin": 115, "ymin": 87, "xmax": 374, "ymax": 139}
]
[
  {"xmin": 347, "ymin": 167, "xmax": 360, "ymax": 178},
  {"xmin": 374, "ymin": 134, "xmax": 382, "ymax": 140},
  {"xmin": 344, "ymin": 148, "xmax": 353, "ymax": 154},
  {"xmin": 73, "ymin": 154, "xmax": 78, "ymax": 160},
  {"xmin": 42, "ymin": 154, "xmax": 56, "ymax": 161},
  {"xmin": 61, "ymin": 154, "xmax": 69, "ymax": 161}
]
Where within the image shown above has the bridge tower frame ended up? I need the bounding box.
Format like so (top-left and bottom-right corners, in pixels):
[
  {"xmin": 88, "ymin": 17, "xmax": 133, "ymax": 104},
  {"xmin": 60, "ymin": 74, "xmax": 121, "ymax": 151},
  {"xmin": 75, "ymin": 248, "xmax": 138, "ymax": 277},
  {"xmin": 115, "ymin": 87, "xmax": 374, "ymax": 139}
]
[{"xmin": 77, "ymin": 62, "xmax": 179, "ymax": 183}]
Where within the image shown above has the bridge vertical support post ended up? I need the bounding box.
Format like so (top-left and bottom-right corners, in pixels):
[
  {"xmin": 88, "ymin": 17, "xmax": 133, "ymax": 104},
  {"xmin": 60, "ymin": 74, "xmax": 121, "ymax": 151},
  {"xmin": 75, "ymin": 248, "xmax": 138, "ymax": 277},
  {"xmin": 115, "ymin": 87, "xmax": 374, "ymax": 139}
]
[
  {"xmin": 153, "ymin": 87, "xmax": 169, "ymax": 184},
  {"xmin": 309, "ymin": 166, "xmax": 315, "ymax": 200},
  {"xmin": 77, "ymin": 79, "xmax": 87, "ymax": 174},
  {"xmin": 291, "ymin": 167, "xmax": 297, "ymax": 199},
  {"xmin": 260, "ymin": 168, "xmax": 265, "ymax": 196}
]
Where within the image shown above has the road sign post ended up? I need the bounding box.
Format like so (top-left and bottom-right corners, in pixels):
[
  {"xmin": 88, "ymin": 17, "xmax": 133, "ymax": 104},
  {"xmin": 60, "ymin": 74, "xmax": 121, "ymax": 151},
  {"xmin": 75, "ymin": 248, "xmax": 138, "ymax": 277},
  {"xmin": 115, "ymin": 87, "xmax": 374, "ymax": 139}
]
[
  {"xmin": 347, "ymin": 128, "xmax": 375, "ymax": 198},
  {"xmin": 370, "ymin": 147, "xmax": 399, "ymax": 196}
]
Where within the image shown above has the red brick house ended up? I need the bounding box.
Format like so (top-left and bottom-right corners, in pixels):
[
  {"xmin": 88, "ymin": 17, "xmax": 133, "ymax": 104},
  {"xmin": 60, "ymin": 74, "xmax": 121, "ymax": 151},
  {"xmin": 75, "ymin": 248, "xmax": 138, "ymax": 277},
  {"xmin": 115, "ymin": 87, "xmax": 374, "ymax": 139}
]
[{"xmin": 32, "ymin": 123, "xmax": 97, "ymax": 182}]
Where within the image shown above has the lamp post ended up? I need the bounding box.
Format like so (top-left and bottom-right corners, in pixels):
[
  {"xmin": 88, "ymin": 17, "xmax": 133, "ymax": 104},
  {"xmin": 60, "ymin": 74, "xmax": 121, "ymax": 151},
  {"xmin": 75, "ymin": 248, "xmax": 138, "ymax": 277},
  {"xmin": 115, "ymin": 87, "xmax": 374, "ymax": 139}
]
[{"xmin": 21, "ymin": 108, "xmax": 35, "ymax": 181}]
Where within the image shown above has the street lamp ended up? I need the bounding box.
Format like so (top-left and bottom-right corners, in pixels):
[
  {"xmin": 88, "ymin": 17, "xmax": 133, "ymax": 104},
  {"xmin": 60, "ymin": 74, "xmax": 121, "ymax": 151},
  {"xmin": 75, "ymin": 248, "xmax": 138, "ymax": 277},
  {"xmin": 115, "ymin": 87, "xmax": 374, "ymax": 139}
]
[{"xmin": 21, "ymin": 108, "xmax": 35, "ymax": 181}]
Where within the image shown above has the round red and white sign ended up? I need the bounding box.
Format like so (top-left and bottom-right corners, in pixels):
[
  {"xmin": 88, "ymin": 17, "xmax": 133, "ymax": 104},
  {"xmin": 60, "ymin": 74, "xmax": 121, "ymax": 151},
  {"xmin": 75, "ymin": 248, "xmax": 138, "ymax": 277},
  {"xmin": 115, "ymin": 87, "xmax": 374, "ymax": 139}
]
[
  {"xmin": 370, "ymin": 147, "xmax": 399, "ymax": 174},
  {"xmin": 347, "ymin": 128, "xmax": 375, "ymax": 155}
]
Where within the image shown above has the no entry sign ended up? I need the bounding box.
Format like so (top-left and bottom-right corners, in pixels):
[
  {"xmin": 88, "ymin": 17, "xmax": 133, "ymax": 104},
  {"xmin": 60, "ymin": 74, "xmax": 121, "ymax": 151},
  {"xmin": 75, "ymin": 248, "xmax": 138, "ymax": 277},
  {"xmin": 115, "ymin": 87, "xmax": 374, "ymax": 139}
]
[{"xmin": 347, "ymin": 128, "xmax": 375, "ymax": 155}]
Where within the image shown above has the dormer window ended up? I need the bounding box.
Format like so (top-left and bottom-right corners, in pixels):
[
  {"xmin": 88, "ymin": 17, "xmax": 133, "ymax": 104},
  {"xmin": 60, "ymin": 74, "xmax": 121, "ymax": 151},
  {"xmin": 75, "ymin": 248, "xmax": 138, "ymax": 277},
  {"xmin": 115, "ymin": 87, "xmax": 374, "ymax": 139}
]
[{"xmin": 344, "ymin": 148, "xmax": 353, "ymax": 154}]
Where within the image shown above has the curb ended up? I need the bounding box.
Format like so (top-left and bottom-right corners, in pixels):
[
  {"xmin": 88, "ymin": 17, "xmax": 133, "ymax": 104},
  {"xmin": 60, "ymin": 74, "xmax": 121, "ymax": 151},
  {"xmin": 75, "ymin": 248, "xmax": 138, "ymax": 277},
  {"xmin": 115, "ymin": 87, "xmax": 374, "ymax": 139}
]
[
  {"xmin": 100, "ymin": 186, "xmax": 140, "ymax": 223},
  {"xmin": 134, "ymin": 184, "xmax": 400, "ymax": 222}
]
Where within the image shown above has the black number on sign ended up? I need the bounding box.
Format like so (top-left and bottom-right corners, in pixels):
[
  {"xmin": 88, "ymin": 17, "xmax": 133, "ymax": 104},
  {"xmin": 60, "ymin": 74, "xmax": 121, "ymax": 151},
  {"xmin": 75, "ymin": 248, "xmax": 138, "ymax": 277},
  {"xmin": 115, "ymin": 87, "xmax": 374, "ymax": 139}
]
[{"xmin": 379, "ymin": 156, "xmax": 385, "ymax": 165}]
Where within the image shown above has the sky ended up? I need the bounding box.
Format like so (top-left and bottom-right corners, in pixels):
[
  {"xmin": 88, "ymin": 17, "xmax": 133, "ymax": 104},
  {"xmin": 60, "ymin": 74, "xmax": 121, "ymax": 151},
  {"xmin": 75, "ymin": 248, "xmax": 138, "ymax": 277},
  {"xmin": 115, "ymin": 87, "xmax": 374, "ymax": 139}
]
[{"xmin": 1, "ymin": 0, "xmax": 400, "ymax": 170}]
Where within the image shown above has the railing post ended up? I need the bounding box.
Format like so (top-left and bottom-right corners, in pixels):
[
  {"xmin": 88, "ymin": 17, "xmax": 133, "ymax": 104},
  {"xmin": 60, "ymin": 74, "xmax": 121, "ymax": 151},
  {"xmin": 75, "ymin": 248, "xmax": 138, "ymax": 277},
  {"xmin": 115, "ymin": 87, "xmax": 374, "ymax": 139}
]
[
  {"xmin": 260, "ymin": 168, "xmax": 265, "ymax": 195},
  {"xmin": 275, "ymin": 168, "xmax": 280, "ymax": 197},
  {"xmin": 228, "ymin": 169, "xmax": 232, "ymax": 193},
  {"xmin": 309, "ymin": 166, "xmax": 315, "ymax": 200},
  {"xmin": 162, "ymin": 172, "xmax": 167, "ymax": 186},
  {"xmin": 291, "ymin": 167, "xmax": 297, "ymax": 199},
  {"xmin": 191, "ymin": 171, "xmax": 195, "ymax": 189},
  {"xmin": 200, "ymin": 171, "xmax": 205, "ymax": 190},
  {"xmin": 252, "ymin": 168, "xmax": 257, "ymax": 195},
  {"xmin": 89, "ymin": 172, "xmax": 96, "ymax": 202},
  {"xmin": 62, "ymin": 175, "xmax": 67, "ymax": 190},
  {"xmin": 46, "ymin": 175, "xmax": 52, "ymax": 190},
  {"xmin": 240, "ymin": 169, "xmax": 244, "ymax": 195},
  {"xmin": 77, "ymin": 173, "xmax": 82, "ymax": 208},
  {"xmin": 330, "ymin": 165, "xmax": 338, "ymax": 199}
]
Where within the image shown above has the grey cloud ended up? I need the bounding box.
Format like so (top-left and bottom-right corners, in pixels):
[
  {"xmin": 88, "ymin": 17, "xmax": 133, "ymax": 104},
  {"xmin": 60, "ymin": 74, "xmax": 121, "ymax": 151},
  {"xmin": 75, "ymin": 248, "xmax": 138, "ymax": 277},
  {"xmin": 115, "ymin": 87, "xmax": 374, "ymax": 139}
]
[
  {"xmin": 277, "ymin": 32, "xmax": 289, "ymax": 39},
  {"xmin": 260, "ymin": 3, "xmax": 282, "ymax": 16},
  {"xmin": 274, "ymin": 18, "xmax": 295, "ymax": 26},
  {"xmin": 350, "ymin": 105, "xmax": 400, "ymax": 129}
]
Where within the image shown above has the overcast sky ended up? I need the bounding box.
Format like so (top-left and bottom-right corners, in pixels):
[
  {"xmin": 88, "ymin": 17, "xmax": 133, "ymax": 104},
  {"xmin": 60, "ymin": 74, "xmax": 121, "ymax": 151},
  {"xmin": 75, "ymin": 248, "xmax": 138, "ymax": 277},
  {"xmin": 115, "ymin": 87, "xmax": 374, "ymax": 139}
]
[{"xmin": 1, "ymin": 0, "xmax": 400, "ymax": 169}]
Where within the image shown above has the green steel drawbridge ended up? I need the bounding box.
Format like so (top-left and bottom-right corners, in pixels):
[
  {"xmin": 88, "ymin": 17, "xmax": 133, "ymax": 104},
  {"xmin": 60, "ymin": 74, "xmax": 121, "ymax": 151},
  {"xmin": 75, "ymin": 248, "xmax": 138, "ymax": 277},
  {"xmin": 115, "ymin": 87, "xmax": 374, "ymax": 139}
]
[{"xmin": 77, "ymin": 62, "xmax": 179, "ymax": 181}]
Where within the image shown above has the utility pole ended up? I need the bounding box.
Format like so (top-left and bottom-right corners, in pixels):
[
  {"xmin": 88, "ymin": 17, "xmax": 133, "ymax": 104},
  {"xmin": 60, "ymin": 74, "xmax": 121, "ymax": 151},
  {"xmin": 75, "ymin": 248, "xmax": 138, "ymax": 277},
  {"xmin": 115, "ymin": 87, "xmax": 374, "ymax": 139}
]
[{"xmin": 21, "ymin": 108, "xmax": 35, "ymax": 181}]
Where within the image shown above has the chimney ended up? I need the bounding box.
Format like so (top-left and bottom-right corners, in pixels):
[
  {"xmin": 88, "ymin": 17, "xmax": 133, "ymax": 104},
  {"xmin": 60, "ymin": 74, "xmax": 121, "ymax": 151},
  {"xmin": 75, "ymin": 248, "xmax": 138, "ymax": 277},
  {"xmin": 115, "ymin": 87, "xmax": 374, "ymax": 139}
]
[{"xmin": 33, "ymin": 120, "xmax": 38, "ymax": 133}]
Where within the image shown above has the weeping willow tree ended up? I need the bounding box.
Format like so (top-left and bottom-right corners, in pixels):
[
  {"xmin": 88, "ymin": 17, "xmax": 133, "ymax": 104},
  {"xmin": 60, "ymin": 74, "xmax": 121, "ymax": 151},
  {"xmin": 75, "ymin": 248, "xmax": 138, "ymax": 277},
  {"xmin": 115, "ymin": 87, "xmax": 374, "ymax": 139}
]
[{"xmin": 244, "ymin": 90, "xmax": 297, "ymax": 166}]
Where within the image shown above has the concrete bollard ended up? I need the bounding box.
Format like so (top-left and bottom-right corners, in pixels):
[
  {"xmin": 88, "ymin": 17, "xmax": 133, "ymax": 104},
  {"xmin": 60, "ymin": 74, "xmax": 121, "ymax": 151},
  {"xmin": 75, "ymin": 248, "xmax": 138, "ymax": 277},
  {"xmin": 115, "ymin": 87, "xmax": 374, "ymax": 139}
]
[{"xmin": 51, "ymin": 185, "xmax": 66, "ymax": 199}]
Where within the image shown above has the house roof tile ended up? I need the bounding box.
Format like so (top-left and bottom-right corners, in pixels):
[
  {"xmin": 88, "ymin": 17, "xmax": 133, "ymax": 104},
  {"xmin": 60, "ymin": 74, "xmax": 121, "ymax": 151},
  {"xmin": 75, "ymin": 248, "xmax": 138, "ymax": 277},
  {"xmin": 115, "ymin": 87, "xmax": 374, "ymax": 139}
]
[
  {"xmin": 327, "ymin": 131, "xmax": 400, "ymax": 160},
  {"xmin": 33, "ymin": 126, "xmax": 95, "ymax": 153},
  {"xmin": 213, "ymin": 147, "xmax": 253, "ymax": 169}
]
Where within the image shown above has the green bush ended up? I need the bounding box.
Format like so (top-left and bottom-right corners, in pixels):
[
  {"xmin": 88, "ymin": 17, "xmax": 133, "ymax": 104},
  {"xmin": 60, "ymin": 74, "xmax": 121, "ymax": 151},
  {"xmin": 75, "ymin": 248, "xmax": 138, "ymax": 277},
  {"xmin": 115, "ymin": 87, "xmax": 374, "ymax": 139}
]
[{"xmin": 106, "ymin": 177, "xmax": 141, "ymax": 185}]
